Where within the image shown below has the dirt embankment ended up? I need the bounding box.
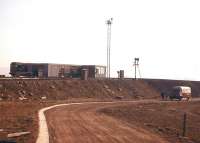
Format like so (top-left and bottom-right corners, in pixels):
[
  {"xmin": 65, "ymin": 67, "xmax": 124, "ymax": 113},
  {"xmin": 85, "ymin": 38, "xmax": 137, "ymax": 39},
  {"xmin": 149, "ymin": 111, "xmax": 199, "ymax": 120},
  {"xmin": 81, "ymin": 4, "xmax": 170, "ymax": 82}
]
[
  {"xmin": 100, "ymin": 101, "xmax": 200, "ymax": 143},
  {"xmin": 144, "ymin": 79, "xmax": 200, "ymax": 97},
  {"xmin": 1, "ymin": 78, "xmax": 200, "ymax": 101},
  {"xmin": 0, "ymin": 79, "xmax": 159, "ymax": 101}
]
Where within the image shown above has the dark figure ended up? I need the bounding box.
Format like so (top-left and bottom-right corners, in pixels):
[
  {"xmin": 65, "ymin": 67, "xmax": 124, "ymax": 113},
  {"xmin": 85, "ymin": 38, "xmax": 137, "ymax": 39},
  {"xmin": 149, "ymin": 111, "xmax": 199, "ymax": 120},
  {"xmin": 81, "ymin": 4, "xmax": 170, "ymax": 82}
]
[
  {"xmin": 161, "ymin": 92, "xmax": 165, "ymax": 100},
  {"xmin": 165, "ymin": 94, "xmax": 168, "ymax": 100}
]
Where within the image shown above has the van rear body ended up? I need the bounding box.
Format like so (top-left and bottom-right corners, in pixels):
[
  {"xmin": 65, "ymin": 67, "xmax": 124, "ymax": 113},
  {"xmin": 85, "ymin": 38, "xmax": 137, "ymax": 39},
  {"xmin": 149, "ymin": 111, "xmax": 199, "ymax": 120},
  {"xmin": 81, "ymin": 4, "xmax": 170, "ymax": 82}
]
[{"xmin": 170, "ymin": 86, "xmax": 191, "ymax": 101}]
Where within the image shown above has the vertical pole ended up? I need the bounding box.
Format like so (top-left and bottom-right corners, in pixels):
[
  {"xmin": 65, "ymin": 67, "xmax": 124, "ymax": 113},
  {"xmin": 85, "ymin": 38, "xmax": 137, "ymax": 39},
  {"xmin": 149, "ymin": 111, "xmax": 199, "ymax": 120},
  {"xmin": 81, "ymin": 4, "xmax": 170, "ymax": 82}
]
[
  {"xmin": 134, "ymin": 59, "xmax": 137, "ymax": 80},
  {"xmin": 106, "ymin": 18, "xmax": 112, "ymax": 79},
  {"xmin": 182, "ymin": 112, "xmax": 187, "ymax": 137},
  {"xmin": 109, "ymin": 23, "xmax": 111, "ymax": 79},
  {"xmin": 107, "ymin": 24, "xmax": 109, "ymax": 78}
]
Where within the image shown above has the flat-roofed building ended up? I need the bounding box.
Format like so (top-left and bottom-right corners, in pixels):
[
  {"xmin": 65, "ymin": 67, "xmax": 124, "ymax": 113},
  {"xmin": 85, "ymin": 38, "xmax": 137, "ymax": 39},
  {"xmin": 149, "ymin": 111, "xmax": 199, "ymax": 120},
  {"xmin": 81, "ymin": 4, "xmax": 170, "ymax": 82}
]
[{"xmin": 10, "ymin": 62, "xmax": 106, "ymax": 78}]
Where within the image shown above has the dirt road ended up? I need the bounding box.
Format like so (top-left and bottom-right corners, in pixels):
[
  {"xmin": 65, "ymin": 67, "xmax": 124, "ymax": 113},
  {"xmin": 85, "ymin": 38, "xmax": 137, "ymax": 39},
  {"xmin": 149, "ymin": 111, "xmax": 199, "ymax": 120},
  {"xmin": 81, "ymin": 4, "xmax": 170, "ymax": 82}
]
[{"xmin": 45, "ymin": 102, "xmax": 169, "ymax": 143}]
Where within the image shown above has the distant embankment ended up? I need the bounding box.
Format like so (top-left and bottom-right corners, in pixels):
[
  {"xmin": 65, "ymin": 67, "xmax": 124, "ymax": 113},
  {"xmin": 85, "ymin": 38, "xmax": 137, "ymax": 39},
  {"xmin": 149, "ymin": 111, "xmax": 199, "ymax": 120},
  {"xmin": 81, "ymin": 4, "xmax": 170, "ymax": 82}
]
[
  {"xmin": 0, "ymin": 79, "xmax": 159, "ymax": 101},
  {"xmin": 144, "ymin": 79, "xmax": 200, "ymax": 97}
]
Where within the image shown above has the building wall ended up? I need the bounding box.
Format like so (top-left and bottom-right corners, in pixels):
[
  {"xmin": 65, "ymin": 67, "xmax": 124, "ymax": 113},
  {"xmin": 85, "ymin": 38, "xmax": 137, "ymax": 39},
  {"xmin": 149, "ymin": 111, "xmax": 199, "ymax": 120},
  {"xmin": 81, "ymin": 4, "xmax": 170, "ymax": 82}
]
[
  {"xmin": 10, "ymin": 62, "xmax": 48, "ymax": 77},
  {"xmin": 81, "ymin": 65, "xmax": 95, "ymax": 78},
  {"xmin": 10, "ymin": 62, "xmax": 106, "ymax": 78},
  {"xmin": 31, "ymin": 64, "xmax": 48, "ymax": 77},
  {"xmin": 48, "ymin": 64, "xmax": 65, "ymax": 77},
  {"xmin": 94, "ymin": 65, "xmax": 106, "ymax": 78},
  {"xmin": 81, "ymin": 65, "xmax": 106, "ymax": 78},
  {"xmin": 47, "ymin": 64, "xmax": 80, "ymax": 77}
]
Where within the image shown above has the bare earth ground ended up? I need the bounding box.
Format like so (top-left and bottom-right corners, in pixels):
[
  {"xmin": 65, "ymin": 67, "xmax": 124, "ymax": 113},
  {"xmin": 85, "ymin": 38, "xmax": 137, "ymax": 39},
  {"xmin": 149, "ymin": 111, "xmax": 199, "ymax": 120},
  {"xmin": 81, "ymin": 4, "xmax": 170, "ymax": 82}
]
[
  {"xmin": 0, "ymin": 79, "xmax": 159, "ymax": 143},
  {"xmin": 45, "ymin": 102, "xmax": 169, "ymax": 143},
  {"xmin": 100, "ymin": 100, "xmax": 200, "ymax": 143},
  {"xmin": 0, "ymin": 99, "xmax": 109, "ymax": 143},
  {"xmin": 45, "ymin": 100, "xmax": 200, "ymax": 143},
  {"xmin": 0, "ymin": 101, "xmax": 54, "ymax": 143},
  {"xmin": 1, "ymin": 79, "xmax": 200, "ymax": 143},
  {"xmin": 1, "ymin": 100, "xmax": 200, "ymax": 143}
]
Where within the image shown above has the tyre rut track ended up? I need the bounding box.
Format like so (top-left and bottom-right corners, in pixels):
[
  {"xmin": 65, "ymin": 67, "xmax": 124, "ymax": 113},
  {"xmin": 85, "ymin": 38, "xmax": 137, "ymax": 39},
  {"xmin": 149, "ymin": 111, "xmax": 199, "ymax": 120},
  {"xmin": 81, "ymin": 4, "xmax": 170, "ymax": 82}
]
[{"xmin": 45, "ymin": 102, "xmax": 169, "ymax": 143}]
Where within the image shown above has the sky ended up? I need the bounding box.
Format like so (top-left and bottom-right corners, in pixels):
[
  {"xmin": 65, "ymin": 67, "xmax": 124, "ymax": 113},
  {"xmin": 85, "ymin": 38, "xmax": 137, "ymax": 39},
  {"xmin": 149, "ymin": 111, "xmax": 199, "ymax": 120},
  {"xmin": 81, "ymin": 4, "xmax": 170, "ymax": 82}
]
[{"xmin": 0, "ymin": 0, "xmax": 200, "ymax": 80}]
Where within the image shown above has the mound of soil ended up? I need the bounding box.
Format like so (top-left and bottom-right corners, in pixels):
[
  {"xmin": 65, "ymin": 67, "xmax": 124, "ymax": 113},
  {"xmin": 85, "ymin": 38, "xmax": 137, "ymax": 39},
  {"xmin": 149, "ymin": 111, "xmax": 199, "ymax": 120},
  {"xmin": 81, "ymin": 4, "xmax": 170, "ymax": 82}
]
[{"xmin": 0, "ymin": 79, "xmax": 159, "ymax": 101}]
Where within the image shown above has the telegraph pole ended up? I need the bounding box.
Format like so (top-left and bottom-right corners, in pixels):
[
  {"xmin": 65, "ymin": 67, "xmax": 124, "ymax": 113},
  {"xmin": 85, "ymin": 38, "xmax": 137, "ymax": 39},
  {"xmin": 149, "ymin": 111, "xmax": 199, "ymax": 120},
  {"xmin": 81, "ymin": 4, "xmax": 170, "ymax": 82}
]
[
  {"xmin": 182, "ymin": 112, "xmax": 187, "ymax": 137},
  {"xmin": 106, "ymin": 18, "xmax": 113, "ymax": 78}
]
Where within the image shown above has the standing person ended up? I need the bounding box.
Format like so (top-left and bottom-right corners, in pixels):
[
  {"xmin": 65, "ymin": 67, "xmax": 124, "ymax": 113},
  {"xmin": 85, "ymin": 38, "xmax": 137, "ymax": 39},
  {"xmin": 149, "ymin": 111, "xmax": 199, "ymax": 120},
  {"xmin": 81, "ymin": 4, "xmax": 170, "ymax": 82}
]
[{"xmin": 161, "ymin": 92, "xmax": 164, "ymax": 100}]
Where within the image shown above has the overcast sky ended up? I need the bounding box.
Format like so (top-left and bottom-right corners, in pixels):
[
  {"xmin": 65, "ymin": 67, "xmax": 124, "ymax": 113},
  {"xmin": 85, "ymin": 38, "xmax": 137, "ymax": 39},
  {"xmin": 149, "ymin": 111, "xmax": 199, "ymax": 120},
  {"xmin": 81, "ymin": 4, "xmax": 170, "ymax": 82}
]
[{"xmin": 1, "ymin": 0, "xmax": 200, "ymax": 80}]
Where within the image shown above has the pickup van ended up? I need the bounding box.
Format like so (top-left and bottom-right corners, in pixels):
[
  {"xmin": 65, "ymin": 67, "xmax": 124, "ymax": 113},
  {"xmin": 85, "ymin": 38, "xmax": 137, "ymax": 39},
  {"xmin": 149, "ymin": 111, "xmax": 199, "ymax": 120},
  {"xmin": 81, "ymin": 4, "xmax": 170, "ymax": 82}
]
[{"xmin": 170, "ymin": 86, "xmax": 191, "ymax": 101}]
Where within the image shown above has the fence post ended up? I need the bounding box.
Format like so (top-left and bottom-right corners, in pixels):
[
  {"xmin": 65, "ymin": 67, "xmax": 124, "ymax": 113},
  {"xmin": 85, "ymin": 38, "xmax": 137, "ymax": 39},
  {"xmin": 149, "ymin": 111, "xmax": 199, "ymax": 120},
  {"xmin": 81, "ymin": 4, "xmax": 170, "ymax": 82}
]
[{"xmin": 182, "ymin": 112, "xmax": 187, "ymax": 137}]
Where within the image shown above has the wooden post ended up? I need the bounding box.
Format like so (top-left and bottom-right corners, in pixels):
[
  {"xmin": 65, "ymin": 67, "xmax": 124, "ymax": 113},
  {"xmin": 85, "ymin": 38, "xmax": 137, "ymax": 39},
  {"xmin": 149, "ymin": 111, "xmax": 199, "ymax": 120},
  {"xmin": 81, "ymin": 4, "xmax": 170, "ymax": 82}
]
[{"xmin": 182, "ymin": 112, "xmax": 187, "ymax": 137}]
